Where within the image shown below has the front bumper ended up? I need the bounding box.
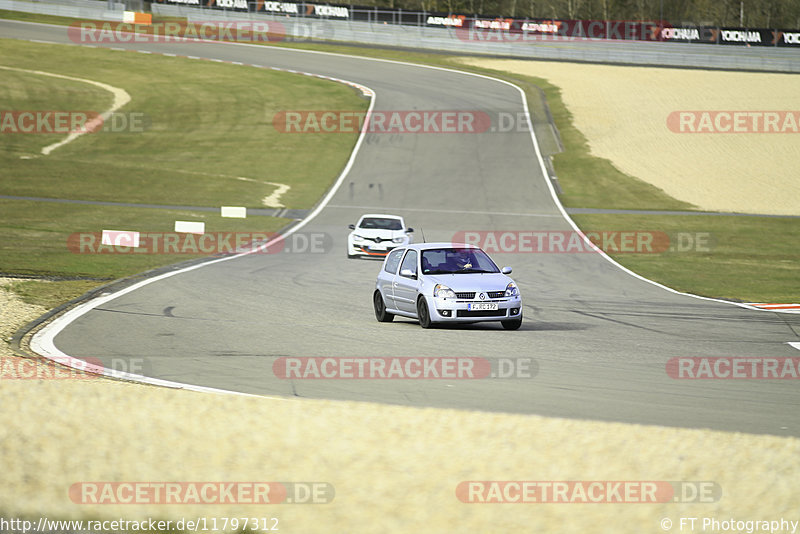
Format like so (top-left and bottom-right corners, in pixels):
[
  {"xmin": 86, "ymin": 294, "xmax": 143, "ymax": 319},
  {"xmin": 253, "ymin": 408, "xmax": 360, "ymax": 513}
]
[
  {"xmin": 426, "ymin": 295, "xmax": 523, "ymax": 323},
  {"xmin": 350, "ymin": 243, "xmax": 402, "ymax": 257}
]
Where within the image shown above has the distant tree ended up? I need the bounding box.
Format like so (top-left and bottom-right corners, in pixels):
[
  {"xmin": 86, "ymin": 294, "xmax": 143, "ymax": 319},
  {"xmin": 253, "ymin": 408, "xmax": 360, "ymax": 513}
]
[{"xmin": 361, "ymin": 0, "xmax": 800, "ymax": 27}]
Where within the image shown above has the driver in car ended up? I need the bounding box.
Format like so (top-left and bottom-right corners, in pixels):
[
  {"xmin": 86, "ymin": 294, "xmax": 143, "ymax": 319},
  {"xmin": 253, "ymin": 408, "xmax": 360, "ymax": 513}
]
[{"xmin": 449, "ymin": 249, "xmax": 474, "ymax": 270}]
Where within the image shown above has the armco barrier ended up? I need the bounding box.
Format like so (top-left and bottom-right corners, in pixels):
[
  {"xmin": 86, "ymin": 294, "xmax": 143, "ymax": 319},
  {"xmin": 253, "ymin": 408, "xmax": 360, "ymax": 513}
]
[
  {"xmin": 0, "ymin": 0, "xmax": 125, "ymax": 19},
  {"xmin": 1, "ymin": 0, "xmax": 796, "ymax": 71},
  {"xmin": 150, "ymin": 0, "xmax": 800, "ymax": 48},
  {"xmin": 150, "ymin": 3, "xmax": 800, "ymax": 72}
]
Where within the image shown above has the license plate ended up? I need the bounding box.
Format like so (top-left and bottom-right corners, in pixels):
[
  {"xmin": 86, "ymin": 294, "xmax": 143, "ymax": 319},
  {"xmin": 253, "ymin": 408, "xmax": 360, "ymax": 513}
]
[{"xmin": 468, "ymin": 302, "xmax": 498, "ymax": 311}]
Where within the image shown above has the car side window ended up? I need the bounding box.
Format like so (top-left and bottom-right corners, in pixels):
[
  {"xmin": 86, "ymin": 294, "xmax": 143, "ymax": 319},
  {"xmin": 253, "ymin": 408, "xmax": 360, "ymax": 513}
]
[
  {"xmin": 399, "ymin": 250, "xmax": 418, "ymax": 278},
  {"xmin": 384, "ymin": 248, "xmax": 404, "ymax": 274}
]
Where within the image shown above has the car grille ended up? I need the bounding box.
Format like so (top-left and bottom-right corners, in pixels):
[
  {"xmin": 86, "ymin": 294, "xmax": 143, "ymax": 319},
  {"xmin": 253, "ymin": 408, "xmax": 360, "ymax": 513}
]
[
  {"xmin": 455, "ymin": 291, "xmax": 506, "ymax": 300},
  {"xmin": 457, "ymin": 309, "xmax": 507, "ymax": 318}
]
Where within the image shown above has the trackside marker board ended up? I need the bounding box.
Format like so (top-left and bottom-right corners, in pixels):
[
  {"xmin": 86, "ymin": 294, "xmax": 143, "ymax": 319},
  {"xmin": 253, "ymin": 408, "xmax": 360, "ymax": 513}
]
[
  {"xmin": 101, "ymin": 230, "xmax": 140, "ymax": 247},
  {"xmin": 174, "ymin": 221, "xmax": 205, "ymax": 234},
  {"xmin": 221, "ymin": 206, "xmax": 247, "ymax": 218}
]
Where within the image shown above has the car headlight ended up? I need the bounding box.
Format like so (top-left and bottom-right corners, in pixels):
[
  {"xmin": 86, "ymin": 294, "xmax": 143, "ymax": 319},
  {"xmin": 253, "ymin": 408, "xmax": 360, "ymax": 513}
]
[
  {"xmin": 392, "ymin": 236, "xmax": 405, "ymax": 243},
  {"xmin": 504, "ymin": 282, "xmax": 519, "ymax": 297},
  {"xmin": 352, "ymin": 234, "xmax": 364, "ymax": 243},
  {"xmin": 434, "ymin": 284, "xmax": 456, "ymax": 299}
]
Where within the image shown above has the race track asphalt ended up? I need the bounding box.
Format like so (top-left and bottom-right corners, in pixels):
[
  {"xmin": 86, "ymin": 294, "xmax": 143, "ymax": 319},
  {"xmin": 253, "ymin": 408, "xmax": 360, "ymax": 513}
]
[{"xmin": 6, "ymin": 20, "xmax": 799, "ymax": 436}]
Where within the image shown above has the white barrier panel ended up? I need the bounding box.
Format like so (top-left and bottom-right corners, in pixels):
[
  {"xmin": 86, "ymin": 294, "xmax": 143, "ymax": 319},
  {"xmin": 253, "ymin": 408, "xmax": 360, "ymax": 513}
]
[
  {"xmin": 174, "ymin": 221, "xmax": 205, "ymax": 234},
  {"xmin": 221, "ymin": 206, "xmax": 247, "ymax": 218},
  {"xmin": 123, "ymin": 10, "xmax": 152, "ymax": 23},
  {"xmin": 101, "ymin": 230, "xmax": 140, "ymax": 247},
  {"xmin": 150, "ymin": 4, "xmax": 800, "ymax": 73}
]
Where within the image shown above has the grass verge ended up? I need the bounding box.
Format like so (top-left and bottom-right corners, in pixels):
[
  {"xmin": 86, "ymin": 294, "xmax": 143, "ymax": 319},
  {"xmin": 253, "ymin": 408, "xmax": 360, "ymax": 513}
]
[
  {"xmin": 1, "ymin": 13, "xmax": 797, "ymax": 302},
  {"xmin": 0, "ymin": 37, "xmax": 366, "ymax": 304},
  {"xmin": 7, "ymin": 279, "xmax": 104, "ymax": 308},
  {"xmin": 571, "ymin": 214, "xmax": 800, "ymax": 302},
  {"xmin": 0, "ymin": 38, "xmax": 365, "ymax": 208},
  {"xmin": 0, "ymin": 199, "xmax": 287, "ymax": 279}
]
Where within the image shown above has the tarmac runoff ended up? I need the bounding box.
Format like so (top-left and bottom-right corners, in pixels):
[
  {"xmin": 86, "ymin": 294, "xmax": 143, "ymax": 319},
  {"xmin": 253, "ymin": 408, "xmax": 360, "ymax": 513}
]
[{"xmin": 2, "ymin": 277, "xmax": 799, "ymax": 532}]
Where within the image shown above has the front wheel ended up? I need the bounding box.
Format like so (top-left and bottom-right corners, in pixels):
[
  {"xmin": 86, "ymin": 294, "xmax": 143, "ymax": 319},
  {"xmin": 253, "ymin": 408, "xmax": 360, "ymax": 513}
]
[
  {"xmin": 502, "ymin": 316, "xmax": 523, "ymax": 330},
  {"xmin": 417, "ymin": 297, "xmax": 433, "ymax": 329},
  {"xmin": 373, "ymin": 290, "xmax": 394, "ymax": 322}
]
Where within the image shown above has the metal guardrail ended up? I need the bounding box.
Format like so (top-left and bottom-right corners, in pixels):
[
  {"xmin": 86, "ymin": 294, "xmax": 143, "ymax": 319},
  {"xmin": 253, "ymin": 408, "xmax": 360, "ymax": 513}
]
[
  {"xmin": 0, "ymin": 0, "xmax": 125, "ymax": 18},
  {"xmin": 1, "ymin": 0, "xmax": 796, "ymax": 71},
  {"xmin": 150, "ymin": 4, "xmax": 800, "ymax": 72}
]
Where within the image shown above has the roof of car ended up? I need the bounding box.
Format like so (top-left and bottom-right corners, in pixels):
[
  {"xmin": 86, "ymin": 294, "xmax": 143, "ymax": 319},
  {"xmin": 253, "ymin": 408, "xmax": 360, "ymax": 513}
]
[
  {"xmin": 358, "ymin": 213, "xmax": 404, "ymax": 220},
  {"xmin": 403, "ymin": 242, "xmax": 479, "ymax": 251}
]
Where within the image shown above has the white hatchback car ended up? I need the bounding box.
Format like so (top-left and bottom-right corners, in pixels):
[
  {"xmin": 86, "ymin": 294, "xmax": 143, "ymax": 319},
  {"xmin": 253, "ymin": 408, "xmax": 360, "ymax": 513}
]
[
  {"xmin": 347, "ymin": 214, "xmax": 414, "ymax": 259},
  {"xmin": 373, "ymin": 243, "xmax": 523, "ymax": 329}
]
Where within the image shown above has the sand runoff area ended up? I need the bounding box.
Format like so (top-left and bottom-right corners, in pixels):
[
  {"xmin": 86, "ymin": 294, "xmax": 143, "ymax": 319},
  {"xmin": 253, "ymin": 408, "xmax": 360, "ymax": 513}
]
[
  {"xmin": 2, "ymin": 50, "xmax": 799, "ymax": 534},
  {"xmin": 1, "ymin": 277, "xmax": 799, "ymax": 532},
  {"xmin": 459, "ymin": 58, "xmax": 800, "ymax": 216}
]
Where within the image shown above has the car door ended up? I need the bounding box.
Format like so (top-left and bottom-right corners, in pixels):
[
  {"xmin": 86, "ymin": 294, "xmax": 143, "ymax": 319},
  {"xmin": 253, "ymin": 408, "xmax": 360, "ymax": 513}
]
[
  {"xmin": 378, "ymin": 248, "xmax": 404, "ymax": 309},
  {"xmin": 392, "ymin": 249, "xmax": 420, "ymax": 314}
]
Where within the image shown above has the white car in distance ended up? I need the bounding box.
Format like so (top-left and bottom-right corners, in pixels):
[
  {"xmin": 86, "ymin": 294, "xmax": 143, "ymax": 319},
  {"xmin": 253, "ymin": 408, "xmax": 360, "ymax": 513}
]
[{"xmin": 347, "ymin": 214, "xmax": 414, "ymax": 259}]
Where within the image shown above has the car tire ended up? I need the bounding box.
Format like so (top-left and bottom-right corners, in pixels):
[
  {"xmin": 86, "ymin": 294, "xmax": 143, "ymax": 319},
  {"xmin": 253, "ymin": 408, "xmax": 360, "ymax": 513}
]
[
  {"xmin": 373, "ymin": 290, "xmax": 394, "ymax": 322},
  {"xmin": 417, "ymin": 296, "xmax": 433, "ymax": 329},
  {"xmin": 502, "ymin": 316, "xmax": 523, "ymax": 330},
  {"xmin": 347, "ymin": 250, "xmax": 357, "ymax": 259}
]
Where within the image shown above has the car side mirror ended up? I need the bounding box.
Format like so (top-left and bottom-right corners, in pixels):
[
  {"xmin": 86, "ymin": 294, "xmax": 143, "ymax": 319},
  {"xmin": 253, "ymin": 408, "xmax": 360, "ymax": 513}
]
[
  {"xmin": 348, "ymin": 224, "xmax": 355, "ymax": 230},
  {"xmin": 501, "ymin": 266, "xmax": 513, "ymax": 274},
  {"xmin": 400, "ymin": 268, "xmax": 417, "ymax": 279},
  {"xmin": 406, "ymin": 228, "xmax": 414, "ymax": 233}
]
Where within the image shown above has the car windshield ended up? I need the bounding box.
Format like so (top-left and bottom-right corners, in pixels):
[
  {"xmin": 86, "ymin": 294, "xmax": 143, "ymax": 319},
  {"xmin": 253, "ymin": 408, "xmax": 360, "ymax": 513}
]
[
  {"xmin": 421, "ymin": 248, "xmax": 500, "ymax": 275},
  {"xmin": 359, "ymin": 217, "xmax": 403, "ymax": 230}
]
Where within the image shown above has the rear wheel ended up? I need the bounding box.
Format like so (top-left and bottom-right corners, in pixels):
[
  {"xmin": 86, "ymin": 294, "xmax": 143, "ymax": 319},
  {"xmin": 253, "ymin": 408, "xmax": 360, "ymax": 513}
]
[
  {"xmin": 373, "ymin": 290, "xmax": 394, "ymax": 322},
  {"xmin": 502, "ymin": 316, "xmax": 523, "ymax": 330},
  {"xmin": 417, "ymin": 297, "xmax": 433, "ymax": 329}
]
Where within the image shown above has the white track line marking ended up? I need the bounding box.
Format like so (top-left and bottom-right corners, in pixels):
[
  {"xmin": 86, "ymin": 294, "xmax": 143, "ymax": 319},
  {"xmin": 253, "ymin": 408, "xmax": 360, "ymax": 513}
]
[
  {"xmin": 29, "ymin": 51, "xmax": 375, "ymax": 397},
  {"xmin": 0, "ymin": 64, "xmax": 131, "ymax": 156},
  {"xmin": 234, "ymin": 175, "xmax": 291, "ymax": 207},
  {"xmin": 261, "ymin": 182, "xmax": 290, "ymax": 208},
  {"xmin": 150, "ymin": 169, "xmax": 292, "ymax": 208},
  {"xmin": 14, "ymin": 21, "xmax": 794, "ymax": 398},
  {"xmin": 788, "ymin": 343, "xmax": 800, "ymax": 351}
]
